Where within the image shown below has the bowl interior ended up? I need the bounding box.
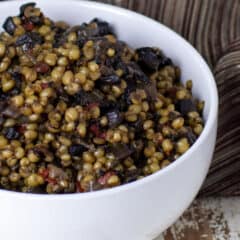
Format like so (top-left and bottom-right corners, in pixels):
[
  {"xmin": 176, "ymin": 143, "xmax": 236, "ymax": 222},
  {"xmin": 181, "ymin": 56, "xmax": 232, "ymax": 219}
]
[
  {"xmin": 0, "ymin": 0, "xmax": 218, "ymax": 198},
  {"xmin": 0, "ymin": 1, "xmax": 215, "ymax": 123}
]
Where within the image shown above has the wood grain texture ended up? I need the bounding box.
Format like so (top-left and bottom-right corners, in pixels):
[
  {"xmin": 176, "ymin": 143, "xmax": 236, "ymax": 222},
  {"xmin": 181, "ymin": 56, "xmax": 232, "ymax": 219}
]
[
  {"xmin": 156, "ymin": 198, "xmax": 240, "ymax": 240},
  {"xmin": 89, "ymin": 0, "xmax": 240, "ymax": 196}
]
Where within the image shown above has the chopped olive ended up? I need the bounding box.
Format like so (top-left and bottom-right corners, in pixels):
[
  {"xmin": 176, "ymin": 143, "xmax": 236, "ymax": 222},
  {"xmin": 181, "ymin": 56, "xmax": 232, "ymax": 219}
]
[
  {"xmin": 124, "ymin": 169, "xmax": 141, "ymax": 183},
  {"xmin": 129, "ymin": 117, "xmax": 143, "ymax": 135},
  {"xmin": 136, "ymin": 47, "xmax": 160, "ymax": 71},
  {"xmin": 126, "ymin": 62, "xmax": 150, "ymax": 84},
  {"xmin": 4, "ymin": 127, "xmax": 20, "ymax": 140},
  {"xmin": 2, "ymin": 106, "xmax": 21, "ymax": 119},
  {"xmin": 72, "ymin": 90, "xmax": 104, "ymax": 106},
  {"xmin": 91, "ymin": 18, "xmax": 113, "ymax": 36},
  {"xmin": 98, "ymin": 75, "xmax": 120, "ymax": 85},
  {"xmin": 29, "ymin": 16, "xmax": 43, "ymax": 26},
  {"xmin": 106, "ymin": 109, "xmax": 123, "ymax": 128},
  {"xmin": 100, "ymin": 100, "xmax": 116, "ymax": 112},
  {"xmin": 0, "ymin": 89, "xmax": 8, "ymax": 101},
  {"xmin": 136, "ymin": 47, "xmax": 172, "ymax": 72},
  {"xmin": 130, "ymin": 139, "xmax": 144, "ymax": 161},
  {"xmin": 16, "ymin": 32, "xmax": 43, "ymax": 47},
  {"xmin": 186, "ymin": 128, "xmax": 197, "ymax": 145},
  {"xmin": 69, "ymin": 144, "xmax": 87, "ymax": 156},
  {"xmin": 53, "ymin": 27, "xmax": 67, "ymax": 48},
  {"xmin": 176, "ymin": 99, "xmax": 196, "ymax": 116},
  {"xmin": 107, "ymin": 143, "xmax": 134, "ymax": 161},
  {"xmin": 2, "ymin": 17, "xmax": 16, "ymax": 35},
  {"xmin": 10, "ymin": 72, "xmax": 23, "ymax": 95},
  {"xmin": 19, "ymin": 2, "xmax": 36, "ymax": 17}
]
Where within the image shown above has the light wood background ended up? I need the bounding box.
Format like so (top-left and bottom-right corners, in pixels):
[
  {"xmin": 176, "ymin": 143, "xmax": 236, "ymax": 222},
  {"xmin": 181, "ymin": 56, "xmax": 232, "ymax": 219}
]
[
  {"xmin": 88, "ymin": 0, "xmax": 240, "ymax": 196},
  {"xmin": 158, "ymin": 198, "xmax": 240, "ymax": 240}
]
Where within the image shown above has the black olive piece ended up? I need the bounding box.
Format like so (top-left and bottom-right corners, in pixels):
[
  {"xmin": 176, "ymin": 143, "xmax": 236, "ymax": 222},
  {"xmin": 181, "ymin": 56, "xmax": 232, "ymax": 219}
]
[
  {"xmin": 69, "ymin": 144, "xmax": 87, "ymax": 156},
  {"xmin": 75, "ymin": 24, "xmax": 94, "ymax": 47},
  {"xmin": 159, "ymin": 56, "xmax": 172, "ymax": 68},
  {"xmin": 117, "ymin": 97, "xmax": 128, "ymax": 112},
  {"xmin": 4, "ymin": 127, "xmax": 20, "ymax": 140},
  {"xmin": 175, "ymin": 99, "xmax": 196, "ymax": 116},
  {"xmin": 23, "ymin": 186, "xmax": 46, "ymax": 194},
  {"xmin": 100, "ymin": 65, "xmax": 115, "ymax": 77},
  {"xmin": 0, "ymin": 102, "xmax": 7, "ymax": 115},
  {"xmin": 74, "ymin": 23, "xmax": 95, "ymax": 48},
  {"xmin": 106, "ymin": 109, "xmax": 123, "ymax": 128},
  {"xmin": 19, "ymin": 2, "xmax": 36, "ymax": 17},
  {"xmin": 122, "ymin": 83, "xmax": 136, "ymax": 106},
  {"xmin": 130, "ymin": 139, "xmax": 144, "ymax": 161},
  {"xmin": 136, "ymin": 47, "xmax": 160, "ymax": 71},
  {"xmin": 98, "ymin": 75, "xmax": 120, "ymax": 85},
  {"xmin": 126, "ymin": 62, "xmax": 150, "ymax": 84},
  {"xmin": 169, "ymin": 133, "xmax": 179, "ymax": 142},
  {"xmin": 186, "ymin": 128, "xmax": 197, "ymax": 145},
  {"xmin": 152, "ymin": 112, "xmax": 160, "ymax": 122},
  {"xmin": 32, "ymin": 145, "xmax": 54, "ymax": 160},
  {"xmin": 91, "ymin": 18, "xmax": 113, "ymax": 36},
  {"xmin": 124, "ymin": 169, "xmax": 141, "ymax": 183},
  {"xmin": 136, "ymin": 47, "xmax": 172, "ymax": 72},
  {"xmin": 10, "ymin": 72, "xmax": 23, "ymax": 95},
  {"xmin": 54, "ymin": 86, "xmax": 71, "ymax": 103},
  {"xmin": 16, "ymin": 32, "xmax": 43, "ymax": 47},
  {"xmin": 0, "ymin": 116, "xmax": 4, "ymax": 127},
  {"xmin": 96, "ymin": 169, "xmax": 106, "ymax": 178},
  {"xmin": 128, "ymin": 117, "xmax": 143, "ymax": 135},
  {"xmin": 143, "ymin": 81, "xmax": 158, "ymax": 101},
  {"xmin": 105, "ymin": 57, "xmax": 118, "ymax": 68},
  {"xmin": 72, "ymin": 89, "xmax": 104, "ymax": 106},
  {"xmin": 2, "ymin": 17, "xmax": 16, "ymax": 35},
  {"xmin": 115, "ymin": 61, "xmax": 129, "ymax": 76},
  {"xmin": 168, "ymin": 111, "xmax": 181, "ymax": 121},
  {"xmin": 53, "ymin": 27, "xmax": 67, "ymax": 48},
  {"xmin": 76, "ymin": 35, "xmax": 87, "ymax": 48},
  {"xmin": 99, "ymin": 100, "xmax": 116, "ymax": 113},
  {"xmin": 2, "ymin": 105, "xmax": 21, "ymax": 119},
  {"xmin": 107, "ymin": 143, "xmax": 134, "ymax": 161},
  {"xmin": 29, "ymin": 16, "xmax": 43, "ymax": 26},
  {"xmin": 0, "ymin": 89, "xmax": 8, "ymax": 101}
]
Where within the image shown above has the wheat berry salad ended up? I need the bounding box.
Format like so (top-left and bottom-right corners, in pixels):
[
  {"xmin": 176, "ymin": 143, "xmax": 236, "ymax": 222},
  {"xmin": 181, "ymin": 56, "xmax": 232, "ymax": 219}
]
[{"xmin": 0, "ymin": 3, "xmax": 204, "ymax": 194}]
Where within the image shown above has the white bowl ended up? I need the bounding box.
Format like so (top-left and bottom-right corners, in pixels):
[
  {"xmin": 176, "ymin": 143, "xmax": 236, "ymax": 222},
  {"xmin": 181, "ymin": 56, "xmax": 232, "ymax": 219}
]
[{"xmin": 0, "ymin": 1, "xmax": 218, "ymax": 240}]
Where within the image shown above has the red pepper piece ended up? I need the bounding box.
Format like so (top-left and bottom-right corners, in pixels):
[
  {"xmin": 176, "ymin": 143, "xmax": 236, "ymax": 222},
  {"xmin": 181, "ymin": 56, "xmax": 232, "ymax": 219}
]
[
  {"xmin": 76, "ymin": 181, "xmax": 84, "ymax": 193},
  {"xmin": 17, "ymin": 124, "xmax": 26, "ymax": 134},
  {"xmin": 98, "ymin": 172, "xmax": 115, "ymax": 185},
  {"xmin": 40, "ymin": 82, "xmax": 49, "ymax": 89},
  {"xmin": 99, "ymin": 132, "xmax": 106, "ymax": 139},
  {"xmin": 23, "ymin": 21, "xmax": 34, "ymax": 31},
  {"xmin": 86, "ymin": 102, "xmax": 99, "ymax": 110},
  {"xmin": 38, "ymin": 168, "xmax": 49, "ymax": 179},
  {"xmin": 89, "ymin": 124, "xmax": 101, "ymax": 137},
  {"xmin": 46, "ymin": 177, "xmax": 57, "ymax": 185},
  {"xmin": 35, "ymin": 62, "xmax": 50, "ymax": 74}
]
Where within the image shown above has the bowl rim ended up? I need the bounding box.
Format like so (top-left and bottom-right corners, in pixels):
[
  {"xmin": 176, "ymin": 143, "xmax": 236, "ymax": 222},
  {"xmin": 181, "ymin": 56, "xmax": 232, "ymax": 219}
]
[{"xmin": 0, "ymin": 0, "xmax": 218, "ymax": 200}]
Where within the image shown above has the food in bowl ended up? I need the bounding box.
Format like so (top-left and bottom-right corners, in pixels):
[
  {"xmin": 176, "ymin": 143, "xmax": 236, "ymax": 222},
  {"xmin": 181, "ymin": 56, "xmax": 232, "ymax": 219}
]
[{"xmin": 0, "ymin": 2, "xmax": 204, "ymax": 194}]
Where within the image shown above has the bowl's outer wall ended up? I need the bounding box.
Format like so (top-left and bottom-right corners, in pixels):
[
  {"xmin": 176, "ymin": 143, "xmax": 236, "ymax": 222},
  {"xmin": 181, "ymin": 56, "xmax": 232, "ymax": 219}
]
[
  {"xmin": 0, "ymin": 127, "xmax": 217, "ymax": 240},
  {"xmin": 0, "ymin": 1, "xmax": 218, "ymax": 240}
]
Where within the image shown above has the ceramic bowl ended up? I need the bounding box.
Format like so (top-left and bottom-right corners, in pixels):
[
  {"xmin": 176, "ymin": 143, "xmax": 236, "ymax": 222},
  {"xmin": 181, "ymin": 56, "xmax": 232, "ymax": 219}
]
[{"xmin": 0, "ymin": 1, "xmax": 218, "ymax": 240}]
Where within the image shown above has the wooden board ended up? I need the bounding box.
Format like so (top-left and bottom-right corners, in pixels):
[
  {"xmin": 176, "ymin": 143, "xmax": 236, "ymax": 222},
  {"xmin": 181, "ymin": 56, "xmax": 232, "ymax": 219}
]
[
  {"xmin": 88, "ymin": 0, "xmax": 240, "ymax": 196},
  {"xmin": 156, "ymin": 198, "xmax": 240, "ymax": 240}
]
